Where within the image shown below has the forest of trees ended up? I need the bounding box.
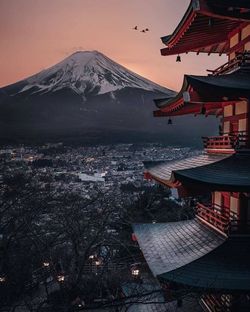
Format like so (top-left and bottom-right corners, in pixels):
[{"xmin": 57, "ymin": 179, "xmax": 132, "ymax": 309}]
[{"xmin": 0, "ymin": 171, "xmax": 196, "ymax": 311}]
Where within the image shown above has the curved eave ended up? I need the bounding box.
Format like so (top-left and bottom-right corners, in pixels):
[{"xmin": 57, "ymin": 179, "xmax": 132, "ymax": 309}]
[
  {"xmin": 173, "ymin": 154, "xmax": 250, "ymax": 192},
  {"xmin": 133, "ymin": 220, "xmax": 226, "ymax": 277},
  {"xmin": 154, "ymin": 75, "xmax": 189, "ymax": 114},
  {"xmin": 143, "ymin": 154, "xmax": 229, "ymax": 190},
  {"xmin": 159, "ymin": 237, "xmax": 250, "ymax": 291},
  {"xmin": 186, "ymin": 72, "xmax": 250, "ymax": 96},
  {"xmin": 161, "ymin": 0, "xmax": 250, "ymax": 56},
  {"xmin": 154, "ymin": 70, "xmax": 250, "ymax": 116}
]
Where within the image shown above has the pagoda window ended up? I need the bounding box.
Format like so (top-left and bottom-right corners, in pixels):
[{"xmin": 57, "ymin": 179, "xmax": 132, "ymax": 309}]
[
  {"xmin": 224, "ymin": 104, "xmax": 233, "ymax": 118},
  {"xmin": 221, "ymin": 192, "xmax": 230, "ymax": 211},
  {"xmin": 230, "ymin": 196, "xmax": 239, "ymax": 220},
  {"xmin": 238, "ymin": 118, "xmax": 247, "ymax": 133},
  {"xmin": 235, "ymin": 100, "xmax": 248, "ymax": 115},
  {"xmin": 230, "ymin": 33, "xmax": 239, "ymax": 49},
  {"xmin": 229, "ymin": 52, "xmax": 236, "ymax": 61},
  {"xmin": 245, "ymin": 41, "xmax": 250, "ymax": 50},
  {"xmin": 242, "ymin": 25, "xmax": 250, "ymax": 39},
  {"xmin": 223, "ymin": 120, "xmax": 230, "ymax": 134},
  {"xmin": 213, "ymin": 191, "xmax": 222, "ymax": 210}
]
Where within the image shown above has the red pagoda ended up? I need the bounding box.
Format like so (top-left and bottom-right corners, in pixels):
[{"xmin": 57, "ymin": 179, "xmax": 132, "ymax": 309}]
[{"xmin": 133, "ymin": 1, "xmax": 250, "ymax": 311}]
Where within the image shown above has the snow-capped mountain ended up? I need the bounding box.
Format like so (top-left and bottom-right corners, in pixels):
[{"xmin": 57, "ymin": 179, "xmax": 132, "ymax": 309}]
[
  {"xmin": 0, "ymin": 51, "xmax": 218, "ymax": 144},
  {"xmin": 10, "ymin": 51, "xmax": 172, "ymax": 99}
]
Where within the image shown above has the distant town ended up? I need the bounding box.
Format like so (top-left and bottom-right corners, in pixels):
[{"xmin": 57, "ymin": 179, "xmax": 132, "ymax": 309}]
[{"xmin": 0, "ymin": 143, "xmax": 199, "ymax": 207}]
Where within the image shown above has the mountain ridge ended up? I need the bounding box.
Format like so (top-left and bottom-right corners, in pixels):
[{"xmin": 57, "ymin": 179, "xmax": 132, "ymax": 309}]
[
  {"xmin": 0, "ymin": 50, "xmax": 218, "ymax": 145},
  {"xmin": 3, "ymin": 50, "xmax": 173, "ymax": 100}
]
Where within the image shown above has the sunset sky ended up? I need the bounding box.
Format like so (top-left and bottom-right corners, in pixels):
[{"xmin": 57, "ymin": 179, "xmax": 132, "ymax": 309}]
[{"xmin": 0, "ymin": 0, "xmax": 227, "ymax": 91}]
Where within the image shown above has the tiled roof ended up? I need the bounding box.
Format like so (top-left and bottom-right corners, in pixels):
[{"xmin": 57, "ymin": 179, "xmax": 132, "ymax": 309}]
[
  {"xmin": 144, "ymin": 154, "xmax": 228, "ymax": 186},
  {"xmin": 159, "ymin": 237, "xmax": 250, "ymax": 290},
  {"xmin": 155, "ymin": 69, "xmax": 250, "ymax": 113},
  {"xmin": 133, "ymin": 220, "xmax": 225, "ymax": 277},
  {"xmin": 144, "ymin": 153, "xmax": 250, "ymax": 192},
  {"xmin": 174, "ymin": 153, "xmax": 250, "ymax": 192}
]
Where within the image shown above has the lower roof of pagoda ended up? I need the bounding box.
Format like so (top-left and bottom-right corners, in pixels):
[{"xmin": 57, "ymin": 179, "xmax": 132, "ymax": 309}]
[
  {"xmin": 154, "ymin": 69, "xmax": 250, "ymax": 117},
  {"xmin": 144, "ymin": 153, "xmax": 229, "ymax": 189},
  {"xmin": 173, "ymin": 153, "xmax": 250, "ymax": 192},
  {"xmin": 133, "ymin": 220, "xmax": 250, "ymax": 291},
  {"xmin": 159, "ymin": 236, "xmax": 250, "ymax": 291},
  {"xmin": 145, "ymin": 153, "xmax": 250, "ymax": 192}
]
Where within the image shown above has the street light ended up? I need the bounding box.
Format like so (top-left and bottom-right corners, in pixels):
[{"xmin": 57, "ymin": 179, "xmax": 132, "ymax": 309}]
[
  {"xmin": 0, "ymin": 276, "xmax": 6, "ymax": 283},
  {"xmin": 95, "ymin": 259, "xmax": 101, "ymax": 266},
  {"xmin": 57, "ymin": 274, "xmax": 65, "ymax": 283},
  {"xmin": 43, "ymin": 261, "xmax": 50, "ymax": 268},
  {"xmin": 131, "ymin": 268, "xmax": 140, "ymax": 277}
]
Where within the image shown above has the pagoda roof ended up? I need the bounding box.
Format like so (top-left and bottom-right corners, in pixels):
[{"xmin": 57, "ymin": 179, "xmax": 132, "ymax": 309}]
[
  {"xmin": 154, "ymin": 69, "xmax": 250, "ymax": 116},
  {"xmin": 173, "ymin": 153, "xmax": 250, "ymax": 192},
  {"xmin": 133, "ymin": 220, "xmax": 225, "ymax": 277},
  {"xmin": 144, "ymin": 153, "xmax": 228, "ymax": 188},
  {"xmin": 145, "ymin": 153, "xmax": 250, "ymax": 192},
  {"xmin": 133, "ymin": 221, "xmax": 250, "ymax": 291},
  {"xmin": 161, "ymin": 0, "xmax": 250, "ymax": 56},
  {"xmin": 159, "ymin": 236, "xmax": 250, "ymax": 290}
]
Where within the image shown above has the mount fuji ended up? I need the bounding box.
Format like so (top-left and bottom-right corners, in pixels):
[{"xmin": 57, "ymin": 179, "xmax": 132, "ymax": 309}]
[
  {"xmin": 13, "ymin": 50, "xmax": 171, "ymax": 98},
  {"xmin": 0, "ymin": 51, "xmax": 217, "ymax": 144}
]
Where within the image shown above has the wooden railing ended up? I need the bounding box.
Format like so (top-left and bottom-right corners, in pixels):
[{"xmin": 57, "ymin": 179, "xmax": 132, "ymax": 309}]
[
  {"xmin": 203, "ymin": 133, "xmax": 249, "ymax": 152},
  {"xmin": 207, "ymin": 52, "xmax": 250, "ymax": 76},
  {"xmin": 197, "ymin": 203, "xmax": 250, "ymax": 235},
  {"xmin": 202, "ymin": 136, "xmax": 233, "ymax": 151},
  {"xmin": 201, "ymin": 294, "xmax": 231, "ymax": 312},
  {"xmin": 196, "ymin": 203, "xmax": 229, "ymax": 233}
]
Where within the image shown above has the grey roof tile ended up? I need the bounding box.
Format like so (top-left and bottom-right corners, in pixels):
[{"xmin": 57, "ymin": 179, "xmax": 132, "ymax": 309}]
[{"xmin": 133, "ymin": 220, "xmax": 225, "ymax": 277}]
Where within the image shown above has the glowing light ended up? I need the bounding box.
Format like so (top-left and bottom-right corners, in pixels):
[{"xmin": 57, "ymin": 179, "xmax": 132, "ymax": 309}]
[
  {"xmin": 131, "ymin": 269, "xmax": 140, "ymax": 276},
  {"xmin": 0, "ymin": 276, "xmax": 6, "ymax": 283},
  {"xmin": 43, "ymin": 261, "xmax": 50, "ymax": 268},
  {"xmin": 95, "ymin": 260, "xmax": 101, "ymax": 266},
  {"xmin": 57, "ymin": 275, "xmax": 65, "ymax": 282}
]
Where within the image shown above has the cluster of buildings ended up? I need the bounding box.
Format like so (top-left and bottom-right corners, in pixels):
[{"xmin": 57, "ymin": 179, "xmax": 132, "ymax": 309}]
[{"xmin": 0, "ymin": 143, "xmax": 195, "ymax": 208}]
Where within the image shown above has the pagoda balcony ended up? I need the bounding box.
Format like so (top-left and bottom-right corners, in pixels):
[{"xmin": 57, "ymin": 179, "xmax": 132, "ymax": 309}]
[
  {"xmin": 207, "ymin": 52, "xmax": 250, "ymax": 76},
  {"xmin": 202, "ymin": 136, "xmax": 234, "ymax": 153},
  {"xmin": 197, "ymin": 203, "xmax": 250, "ymax": 235},
  {"xmin": 196, "ymin": 203, "xmax": 229, "ymax": 234},
  {"xmin": 203, "ymin": 133, "xmax": 250, "ymax": 153},
  {"xmin": 200, "ymin": 294, "xmax": 231, "ymax": 312}
]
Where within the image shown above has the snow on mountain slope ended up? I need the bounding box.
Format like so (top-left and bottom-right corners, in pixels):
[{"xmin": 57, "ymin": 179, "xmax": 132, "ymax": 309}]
[{"xmin": 17, "ymin": 51, "xmax": 173, "ymax": 97}]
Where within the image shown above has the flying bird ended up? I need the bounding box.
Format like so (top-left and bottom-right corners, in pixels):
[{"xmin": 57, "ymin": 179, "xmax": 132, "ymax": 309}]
[
  {"xmin": 133, "ymin": 26, "xmax": 138, "ymax": 30},
  {"xmin": 145, "ymin": 28, "xmax": 149, "ymax": 31},
  {"xmin": 141, "ymin": 29, "xmax": 146, "ymax": 33}
]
